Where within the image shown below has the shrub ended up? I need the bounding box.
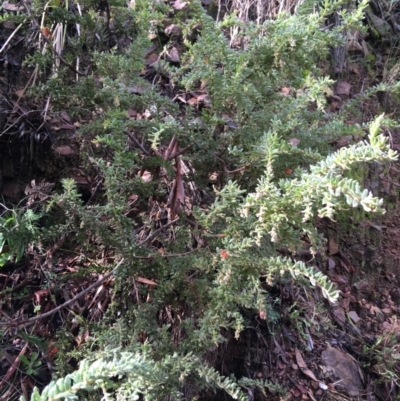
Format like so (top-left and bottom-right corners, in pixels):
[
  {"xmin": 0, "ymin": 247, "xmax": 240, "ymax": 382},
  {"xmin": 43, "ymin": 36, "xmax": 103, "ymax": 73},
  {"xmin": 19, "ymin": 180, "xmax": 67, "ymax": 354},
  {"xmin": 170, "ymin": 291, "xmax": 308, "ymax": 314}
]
[{"xmin": 6, "ymin": 0, "xmax": 397, "ymax": 399}]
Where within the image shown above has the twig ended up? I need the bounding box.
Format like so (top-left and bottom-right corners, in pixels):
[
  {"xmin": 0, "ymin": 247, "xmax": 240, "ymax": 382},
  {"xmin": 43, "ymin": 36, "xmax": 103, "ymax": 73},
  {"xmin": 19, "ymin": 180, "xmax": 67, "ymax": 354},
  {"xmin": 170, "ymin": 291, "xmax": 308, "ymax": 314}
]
[
  {"xmin": 52, "ymin": 47, "xmax": 86, "ymax": 77},
  {"xmin": 40, "ymin": 32, "xmax": 86, "ymax": 76},
  {"xmin": 123, "ymin": 130, "xmax": 150, "ymax": 156},
  {"xmin": 137, "ymin": 218, "xmax": 179, "ymax": 246},
  {"xmin": 132, "ymin": 246, "xmax": 201, "ymax": 259},
  {"xmin": 167, "ymin": 142, "xmax": 194, "ymax": 160},
  {"xmin": 0, "ymin": 22, "xmax": 24, "ymax": 55},
  {"xmin": 214, "ymin": 153, "xmax": 248, "ymax": 174},
  {"xmin": 164, "ymin": 135, "xmax": 177, "ymax": 160},
  {"xmin": 0, "ymin": 259, "xmax": 125, "ymax": 328},
  {"xmin": 1, "ymin": 219, "xmax": 188, "ymax": 328},
  {"xmin": 0, "ymin": 343, "xmax": 28, "ymax": 391},
  {"xmin": 86, "ymin": 177, "xmax": 104, "ymax": 206}
]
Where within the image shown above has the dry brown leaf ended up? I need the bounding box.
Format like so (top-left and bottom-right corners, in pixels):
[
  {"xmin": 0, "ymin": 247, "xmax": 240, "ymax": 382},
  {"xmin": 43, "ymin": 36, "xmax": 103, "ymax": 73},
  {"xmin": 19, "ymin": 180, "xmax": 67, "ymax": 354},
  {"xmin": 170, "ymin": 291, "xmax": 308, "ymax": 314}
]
[
  {"xmin": 60, "ymin": 111, "xmax": 71, "ymax": 122},
  {"xmin": 172, "ymin": 0, "xmax": 188, "ymax": 9},
  {"xmin": 3, "ymin": 2, "xmax": 25, "ymax": 11},
  {"xmin": 165, "ymin": 137, "xmax": 185, "ymax": 219},
  {"xmin": 136, "ymin": 277, "xmax": 158, "ymax": 286},
  {"xmin": 295, "ymin": 348, "xmax": 319, "ymax": 382},
  {"xmin": 141, "ymin": 171, "xmax": 152, "ymax": 182},
  {"xmin": 188, "ymin": 94, "xmax": 211, "ymax": 108},
  {"xmin": 296, "ymin": 384, "xmax": 308, "ymax": 394},
  {"xmin": 295, "ymin": 348, "xmax": 307, "ymax": 369},
  {"xmin": 289, "ymin": 138, "xmax": 300, "ymax": 147}
]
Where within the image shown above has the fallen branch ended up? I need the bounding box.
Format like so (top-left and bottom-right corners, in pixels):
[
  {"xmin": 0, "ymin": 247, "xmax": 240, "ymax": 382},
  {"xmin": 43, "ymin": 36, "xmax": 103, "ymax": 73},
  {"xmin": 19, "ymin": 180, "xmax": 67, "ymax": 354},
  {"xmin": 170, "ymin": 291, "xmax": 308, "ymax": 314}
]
[
  {"xmin": 0, "ymin": 343, "xmax": 28, "ymax": 391},
  {"xmin": 0, "ymin": 259, "xmax": 124, "ymax": 328},
  {"xmin": 123, "ymin": 130, "xmax": 151, "ymax": 156},
  {"xmin": 0, "ymin": 219, "xmax": 187, "ymax": 328}
]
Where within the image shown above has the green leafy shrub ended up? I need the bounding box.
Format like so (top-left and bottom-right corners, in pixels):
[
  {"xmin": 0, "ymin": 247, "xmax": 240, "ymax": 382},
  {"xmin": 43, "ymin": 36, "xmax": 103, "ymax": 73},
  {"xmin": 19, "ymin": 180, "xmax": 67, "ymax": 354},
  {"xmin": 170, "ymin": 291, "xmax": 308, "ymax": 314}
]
[{"xmin": 7, "ymin": 0, "xmax": 398, "ymax": 399}]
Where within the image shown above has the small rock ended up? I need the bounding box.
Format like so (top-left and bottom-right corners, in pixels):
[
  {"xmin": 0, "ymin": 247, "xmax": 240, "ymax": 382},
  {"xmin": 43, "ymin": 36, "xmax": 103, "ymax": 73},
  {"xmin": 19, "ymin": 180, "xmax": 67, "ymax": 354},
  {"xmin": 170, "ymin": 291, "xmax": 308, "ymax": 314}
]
[
  {"xmin": 334, "ymin": 135, "xmax": 353, "ymax": 149},
  {"xmin": 165, "ymin": 24, "xmax": 182, "ymax": 37},
  {"xmin": 2, "ymin": 183, "xmax": 21, "ymax": 199},
  {"xmin": 166, "ymin": 47, "xmax": 180, "ymax": 63},
  {"xmin": 2, "ymin": 21, "xmax": 16, "ymax": 29},
  {"xmin": 348, "ymin": 311, "xmax": 361, "ymax": 323},
  {"xmin": 336, "ymin": 81, "xmax": 351, "ymax": 96},
  {"xmin": 390, "ymin": 288, "xmax": 400, "ymax": 303},
  {"xmin": 332, "ymin": 306, "xmax": 346, "ymax": 325},
  {"xmin": 381, "ymin": 321, "xmax": 393, "ymax": 330},
  {"xmin": 353, "ymin": 280, "xmax": 369, "ymax": 290},
  {"xmin": 327, "ymin": 258, "xmax": 336, "ymax": 269},
  {"xmin": 328, "ymin": 238, "xmax": 339, "ymax": 255},
  {"xmin": 318, "ymin": 382, "xmax": 328, "ymax": 391},
  {"xmin": 55, "ymin": 146, "xmax": 74, "ymax": 156},
  {"xmin": 289, "ymin": 138, "xmax": 300, "ymax": 147},
  {"xmin": 321, "ymin": 345, "xmax": 364, "ymax": 396}
]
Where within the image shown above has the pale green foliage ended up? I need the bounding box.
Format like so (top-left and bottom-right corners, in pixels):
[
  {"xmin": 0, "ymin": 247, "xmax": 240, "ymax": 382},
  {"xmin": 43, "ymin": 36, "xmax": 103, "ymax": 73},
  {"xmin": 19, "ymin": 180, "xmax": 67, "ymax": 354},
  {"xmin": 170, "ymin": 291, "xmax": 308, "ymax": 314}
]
[
  {"xmin": 0, "ymin": 208, "xmax": 42, "ymax": 267},
  {"xmin": 22, "ymin": 347, "xmax": 258, "ymax": 401}
]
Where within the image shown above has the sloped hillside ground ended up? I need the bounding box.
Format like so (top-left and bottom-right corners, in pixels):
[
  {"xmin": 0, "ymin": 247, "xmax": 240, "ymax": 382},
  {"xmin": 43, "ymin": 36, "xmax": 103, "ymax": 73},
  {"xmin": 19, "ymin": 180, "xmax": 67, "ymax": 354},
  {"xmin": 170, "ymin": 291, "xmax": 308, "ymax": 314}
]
[{"xmin": 1, "ymin": 0, "xmax": 400, "ymax": 400}]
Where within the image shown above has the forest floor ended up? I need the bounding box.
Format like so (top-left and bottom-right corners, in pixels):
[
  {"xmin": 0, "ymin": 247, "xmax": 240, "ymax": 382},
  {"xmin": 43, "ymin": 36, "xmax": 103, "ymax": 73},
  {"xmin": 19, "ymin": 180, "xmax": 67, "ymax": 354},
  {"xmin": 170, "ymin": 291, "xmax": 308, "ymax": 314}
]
[{"xmin": 1, "ymin": 3, "xmax": 400, "ymax": 401}]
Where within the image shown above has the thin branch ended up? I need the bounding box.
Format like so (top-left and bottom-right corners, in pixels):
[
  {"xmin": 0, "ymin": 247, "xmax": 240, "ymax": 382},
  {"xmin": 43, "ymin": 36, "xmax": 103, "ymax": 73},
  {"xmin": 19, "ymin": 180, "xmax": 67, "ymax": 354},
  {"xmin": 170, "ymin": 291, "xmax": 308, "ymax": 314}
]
[
  {"xmin": 167, "ymin": 142, "xmax": 194, "ymax": 160},
  {"xmin": 40, "ymin": 32, "xmax": 86, "ymax": 76},
  {"xmin": 137, "ymin": 218, "xmax": 179, "ymax": 246},
  {"xmin": 131, "ymin": 246, "xmax": 201, "ymax": 259},
  {"xmin": 214, "ymin": 153, "xmax": 249, "ymax": 174},
  {"xmin": 1, "ymin": 259, "xmax": 125, "ymax": 328},
  {"xmin": 0, "ymin": 343, "xmax": 28, "ymax": 391},
  {"xmin": 0, "ymin": 215, "xmax": 193, "ymax": 329},
  {"xmin": 1, "ymin": 219, "xmax": 186, "ymax": 328},
  {"xmin": 164, "ymin": 135, "xmax": 177, "ymax": 160},
  {"xmin": 0, "ymin": 22, "xmax": 23, "ymax": 54},
  {"xmin": 123, "ymin": 130, "xmax": 151, "ymax": 156}
]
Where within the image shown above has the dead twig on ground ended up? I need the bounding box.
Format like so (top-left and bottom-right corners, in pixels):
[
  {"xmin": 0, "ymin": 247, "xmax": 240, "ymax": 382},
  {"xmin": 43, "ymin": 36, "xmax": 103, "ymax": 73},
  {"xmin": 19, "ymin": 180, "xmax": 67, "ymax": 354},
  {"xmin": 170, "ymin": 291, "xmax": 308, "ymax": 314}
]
[
  {"xmin": 0, "ymin": 343, "xmax": 28, "ymax": 391},
  {"xmin": 0, "ymin": 218, "xmax": 194, "ymax": 328},
  {"xmin": 0, "ymin": 259, "xmax": 124, "ymax": 328},
  {"xmin": 123, "ymin": 130, "xmax": 151, "ymax": 156}
]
